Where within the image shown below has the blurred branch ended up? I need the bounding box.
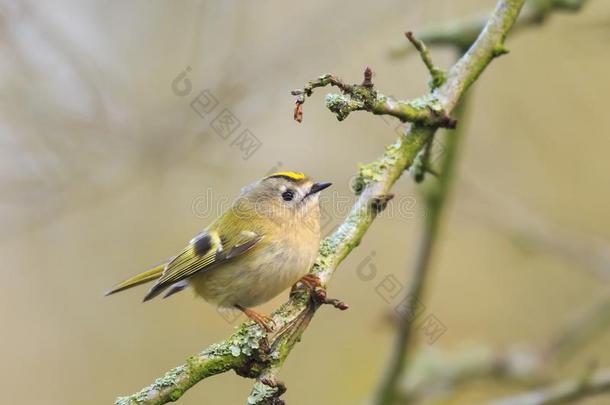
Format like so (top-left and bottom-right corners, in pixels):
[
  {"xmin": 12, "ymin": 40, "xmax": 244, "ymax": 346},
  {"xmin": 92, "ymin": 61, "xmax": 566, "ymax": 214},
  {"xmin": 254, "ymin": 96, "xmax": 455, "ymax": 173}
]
[
  {"xmin": 397, "ymin": 293, "xmax": 610, "ymax": 403},
  {"xmin": 390, "ymin": 0, "xmax": 588, "ymax": 57},
  {"xmin": 376, "ymin": 1, "xmax": 591, "ymax": 403},
  {"xmin": 487, "ymin": 369, "xmax": 610, "ymax": 405},
  {"xmin": 116, "ymin": 0, "xmax": 525, "ymax": 403},
  {"xmin": 373, "ymin": 92, "xmax": 471, "ymax": 405},
  {"xmin": 397, "ymin": 346, "xmax": 549, "ymax": 404},
  {"xmin": 544, "ymin": 295, "xmax": 610, "ymax": 362},
  {"xmin": 461, "ymin": 178, "xmax": 610, "ymax": 281}
]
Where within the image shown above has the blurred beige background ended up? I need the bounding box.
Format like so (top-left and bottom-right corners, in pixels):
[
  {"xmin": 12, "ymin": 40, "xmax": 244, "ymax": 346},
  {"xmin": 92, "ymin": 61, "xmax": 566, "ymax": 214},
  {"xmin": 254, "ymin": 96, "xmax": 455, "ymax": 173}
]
[{"xmin": 1, "ymin": 1, "xmax": 609, "ymax": 404}]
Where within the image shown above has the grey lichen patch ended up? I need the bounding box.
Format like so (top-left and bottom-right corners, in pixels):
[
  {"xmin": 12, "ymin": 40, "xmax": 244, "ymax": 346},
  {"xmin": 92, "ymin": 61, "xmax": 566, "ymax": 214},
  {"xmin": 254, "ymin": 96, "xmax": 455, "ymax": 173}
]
[
  {"xmin": 375, "ymin": 93, "xmax": 388, "ymax": 103},
  {"xmin": 200, "ymin": 324, "xmax": 265, "ymax": 360},
  {"xmin": 201, "ymin": 341, "xmax": 232, "ymax": 358},
  {"xmin": 115, "ymin": 396, "xmax": 133, "ymax": 405},
  {"xmin": 225, "ymin": 325, "xmax": 266, "ymax": 357},
  {"xmin": 153, "ymin": 365, "xmax": 187, "ymax": 388},
  {"xmin": 409, "ymin": 94, "xmax": 442, "ymax": 112},
  {"xmin": 325, "ymin": 93, "xmax": 364, "ymax": 121},
  {"xmin": 247, "ymin": 381, "xmax": 279, "ymax": 404},
  {"xmin": 114, "ymin": 385, "xmax": 156, "ymax": 405},
  {"xmin": 114, "ymin": 365, "xmax": 189, "ymax": 404}
]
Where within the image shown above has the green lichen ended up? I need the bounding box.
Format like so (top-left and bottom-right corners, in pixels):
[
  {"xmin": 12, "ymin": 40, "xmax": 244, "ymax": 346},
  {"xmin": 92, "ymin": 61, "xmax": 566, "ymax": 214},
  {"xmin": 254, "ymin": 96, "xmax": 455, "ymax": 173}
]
[
  {"xmin": 312, "ymin": 236, "xmax": 338, "ymax": 273},
  {"xmin": 115, "ymin": 385, "xmax": 154, "ymax": 405},
  {"xmin": 492, "ymin": 43, "xmax": 510, "ymax": 57},
  {"xmin": 350, "ymin": 137, "xmax": 405, "ymax": 193}
]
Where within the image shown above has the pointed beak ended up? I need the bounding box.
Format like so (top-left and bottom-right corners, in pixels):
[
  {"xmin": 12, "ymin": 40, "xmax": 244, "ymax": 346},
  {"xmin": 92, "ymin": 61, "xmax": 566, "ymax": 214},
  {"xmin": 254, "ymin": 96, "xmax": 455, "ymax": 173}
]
[{"xmin": 307, "ymin": 182, "xmax": 332, "ymax": 197}]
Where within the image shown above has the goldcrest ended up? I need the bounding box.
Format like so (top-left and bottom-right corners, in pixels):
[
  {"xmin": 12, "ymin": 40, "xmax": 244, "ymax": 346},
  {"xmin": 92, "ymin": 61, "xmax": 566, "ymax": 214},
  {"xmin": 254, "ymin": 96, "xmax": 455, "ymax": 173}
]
[{"xmin": 106, "ymin": 172, "xmax": 331, "ymax": 330}]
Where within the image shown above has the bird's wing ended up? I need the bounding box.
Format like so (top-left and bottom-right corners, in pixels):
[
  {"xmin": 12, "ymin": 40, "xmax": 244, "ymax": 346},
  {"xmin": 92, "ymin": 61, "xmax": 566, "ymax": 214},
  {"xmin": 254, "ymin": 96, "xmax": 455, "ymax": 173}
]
[{"xmin": 143, "ymin": 228, "xmax": 263, "ymax": 301}]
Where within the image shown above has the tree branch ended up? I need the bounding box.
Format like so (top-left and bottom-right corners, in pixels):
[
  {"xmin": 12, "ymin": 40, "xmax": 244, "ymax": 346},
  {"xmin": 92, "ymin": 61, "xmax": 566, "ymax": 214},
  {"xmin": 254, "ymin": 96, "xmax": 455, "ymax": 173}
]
[
  {"xmin": 116, "ymin": 0, "xmax": 525, "ymax": 403},
  {"xmin": 488, "ymin": 369, "xmax": 610, "ymax": 405},
  {"xmin": 390, "ymin": 0, "xmax": 588, "ymax": 57}
]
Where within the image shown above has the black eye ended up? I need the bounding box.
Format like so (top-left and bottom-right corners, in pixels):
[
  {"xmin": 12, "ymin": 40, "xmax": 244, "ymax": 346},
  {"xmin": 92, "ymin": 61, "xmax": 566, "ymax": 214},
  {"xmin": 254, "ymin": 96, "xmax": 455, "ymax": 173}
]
[{"xmin": 282, "ymin": 189, "xmax": 295, "ymax": 201}]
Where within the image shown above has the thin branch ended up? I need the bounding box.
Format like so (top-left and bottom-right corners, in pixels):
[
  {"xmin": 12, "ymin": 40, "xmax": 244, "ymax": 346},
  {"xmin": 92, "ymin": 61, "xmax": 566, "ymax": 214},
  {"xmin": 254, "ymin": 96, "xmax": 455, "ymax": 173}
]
[
  {"xmin": 116, "ymin": 1, "xmax": 525, "ymax": 403},
  {"xmin": 487, "ymin": 369, "xmax": 610, "ymax": 405},
  {"xmin": 390, "ymin": 0, "xmax": 588, "ymax": 57},
  {"xmin": 291, "ymin": 68, "xmax": 457, "ymax": 128},
  {"xmin": 404, "ymin": 31, "xmax": 446, "ymax": 89}
]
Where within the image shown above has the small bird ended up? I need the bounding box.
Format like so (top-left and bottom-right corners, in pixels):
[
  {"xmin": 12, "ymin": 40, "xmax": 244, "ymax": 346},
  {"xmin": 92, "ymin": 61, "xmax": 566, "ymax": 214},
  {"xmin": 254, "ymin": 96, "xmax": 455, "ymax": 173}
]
[{"xmin": 106, "ymin": 172, "xmax": 331, "ymax": 331}]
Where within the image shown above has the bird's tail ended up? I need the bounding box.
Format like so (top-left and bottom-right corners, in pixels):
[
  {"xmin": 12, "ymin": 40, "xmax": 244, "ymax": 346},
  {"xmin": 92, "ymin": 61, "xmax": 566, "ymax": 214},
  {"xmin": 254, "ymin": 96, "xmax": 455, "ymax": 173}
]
[{"xmin": 104, "ymin": 261, "xmax": 167, "ymax": 296}]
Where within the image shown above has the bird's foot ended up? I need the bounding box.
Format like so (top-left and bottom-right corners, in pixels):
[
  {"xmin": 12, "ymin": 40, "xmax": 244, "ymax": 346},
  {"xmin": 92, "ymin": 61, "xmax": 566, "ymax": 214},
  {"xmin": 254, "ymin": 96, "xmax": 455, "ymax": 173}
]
[
  {"xmin": 298, "ymin": 273, "xmax": 323, "ymax": 289},
  {"xmin": 235, "ymin": 305, "xmax": 276, "ymax": 332}
]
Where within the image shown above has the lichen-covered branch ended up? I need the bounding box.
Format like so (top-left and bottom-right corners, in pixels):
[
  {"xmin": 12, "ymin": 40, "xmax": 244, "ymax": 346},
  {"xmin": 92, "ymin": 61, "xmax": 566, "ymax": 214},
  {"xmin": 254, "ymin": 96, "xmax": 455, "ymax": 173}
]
[
  {"xmin": 292, "ymin": 67, "xmax": 457, "ymax": 128},
  {"xmin": 390, "ymin": 0, "xmax": 588, "ymax": 57},
  {"xmin": 488, "ymin": 369, "xmax": 610, "ymax": 405},
  {"xmin": 115, "ymin": 327, "xmax": 270, "ymax": 405},
  {"xmin": 116, "ymin": 1, "xmax": 526, "ymax": 403}
]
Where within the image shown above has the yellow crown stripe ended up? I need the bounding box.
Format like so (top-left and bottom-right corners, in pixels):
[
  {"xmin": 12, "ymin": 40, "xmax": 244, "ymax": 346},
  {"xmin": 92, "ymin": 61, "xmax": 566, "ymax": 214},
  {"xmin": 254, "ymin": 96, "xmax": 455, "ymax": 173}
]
[{"xmin": 265, "ymin": 171, "xmax": 306, "ymax": 181}]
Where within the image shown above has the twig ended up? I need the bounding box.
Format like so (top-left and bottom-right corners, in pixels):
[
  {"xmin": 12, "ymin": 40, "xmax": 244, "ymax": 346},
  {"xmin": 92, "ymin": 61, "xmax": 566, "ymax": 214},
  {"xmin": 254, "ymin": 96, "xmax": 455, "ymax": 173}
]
[
  {"xmin": 390, "ymin": 0, "xmax": 588, "ymax": 57},
  {"xmin": 405, "ymin": 31, "xmax": 446, "ymax": 89},
  {"xmin": 116, "ymin": 1, "xmax": 525, "ymax": 403},
  {"xmin": 487, "ymin": 369, "xmax": 610, "ymax": 405},
  {"xmin": 292, "ymin": 68, "xmax": 457, "ymax": 128}
]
